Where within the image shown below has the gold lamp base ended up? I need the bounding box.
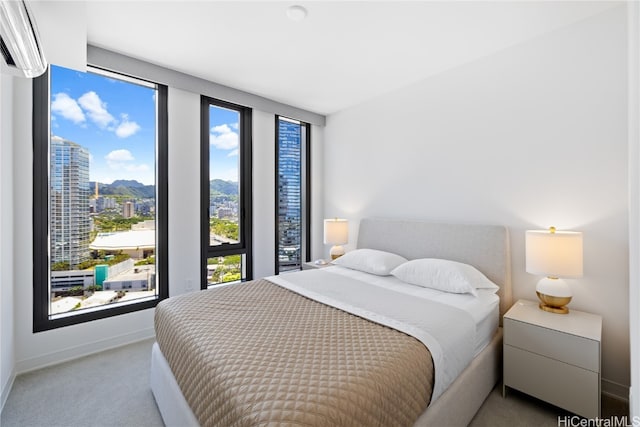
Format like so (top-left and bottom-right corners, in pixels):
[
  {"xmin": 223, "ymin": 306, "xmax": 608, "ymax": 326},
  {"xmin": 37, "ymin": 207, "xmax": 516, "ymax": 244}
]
[
  {"xmin": 329, "ymin": 245, "xmax": 345, "ymax": 260},
  {"xmin": 536, "ymin": 291, "xmax": 571, "ymax": 314}
]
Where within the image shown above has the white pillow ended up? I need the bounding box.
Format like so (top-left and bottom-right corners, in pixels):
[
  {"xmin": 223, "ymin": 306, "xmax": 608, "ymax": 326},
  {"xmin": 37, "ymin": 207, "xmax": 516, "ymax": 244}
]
[
  {"xmin": 331, "ymin": 249, "xmax": 408, "ymax": 276},
  {"xmin": 390, "ymin": 258, "xmax": 499, "ymax": 296}
]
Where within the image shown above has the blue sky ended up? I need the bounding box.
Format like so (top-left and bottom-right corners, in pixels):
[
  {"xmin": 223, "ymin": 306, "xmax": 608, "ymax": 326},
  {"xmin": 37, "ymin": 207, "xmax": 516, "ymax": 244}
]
[
  {"xmin": 209, "ymin": 105, "xmax": 240, "ymax": 182},
  {"xmin": 50, "ymin": 65, "xmax": 156, "ymax": 185},
  {"xmin": 51, "ymin": 65, "xmax": 241, "ymax": 185}
]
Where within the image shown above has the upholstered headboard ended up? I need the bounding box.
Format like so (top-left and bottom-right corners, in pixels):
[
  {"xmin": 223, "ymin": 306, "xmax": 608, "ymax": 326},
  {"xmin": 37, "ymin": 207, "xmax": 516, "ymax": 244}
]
[{"xmin": 356, "ymin": 218, "xmax": 513, "ymax": 318}]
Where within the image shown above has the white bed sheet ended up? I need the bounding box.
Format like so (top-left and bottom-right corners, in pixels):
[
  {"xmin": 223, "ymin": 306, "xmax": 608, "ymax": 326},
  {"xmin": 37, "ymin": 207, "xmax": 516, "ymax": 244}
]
[{"xmin": 321, "ymin": 265, "xmax": 500, "ymax": 357}]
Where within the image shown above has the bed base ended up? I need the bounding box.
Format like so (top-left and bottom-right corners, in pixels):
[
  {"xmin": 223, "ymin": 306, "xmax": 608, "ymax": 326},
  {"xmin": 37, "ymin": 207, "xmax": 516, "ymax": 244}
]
[
  {"xmin": 150, "ymin": 342, "xmax": 199, "ymax": 427},
  {"xmin": 150, "ymin": 328, "xmax": 502, "ymax": 427},
  {"xmin": 414, "ymin": 327, "xmax": 502, "ymax": 426}
]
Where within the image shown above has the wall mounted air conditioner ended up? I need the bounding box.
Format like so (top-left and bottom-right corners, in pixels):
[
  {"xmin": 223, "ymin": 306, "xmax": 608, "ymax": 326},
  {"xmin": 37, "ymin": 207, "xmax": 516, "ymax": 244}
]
[{"xmin": 0, "ymin": 0, "xmax": 46, "ymax": 78}]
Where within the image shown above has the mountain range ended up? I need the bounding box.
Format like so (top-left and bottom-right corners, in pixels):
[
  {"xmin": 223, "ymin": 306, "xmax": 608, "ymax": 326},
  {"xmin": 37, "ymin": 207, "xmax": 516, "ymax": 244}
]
[
  {"xmin": 91, "ymin": 180, "xmax": 155, "ymax": 199},
  {"xmin": 210, "ymin": 179, "xmax": 239, "ymax": 196},
  {"xmin": 89, "ymin": 179, "xmax": 239, "ymax": 199}
]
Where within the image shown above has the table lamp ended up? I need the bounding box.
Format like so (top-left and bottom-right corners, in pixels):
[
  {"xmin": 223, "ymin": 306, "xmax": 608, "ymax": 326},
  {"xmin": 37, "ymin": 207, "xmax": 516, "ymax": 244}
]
[
  {"xmin": 324, "ymin": 218, "xmax": 348, "ymax": 260},
  {"xmin": 525, "ymin": 227, "xmax": 583, "ymax": 314}
]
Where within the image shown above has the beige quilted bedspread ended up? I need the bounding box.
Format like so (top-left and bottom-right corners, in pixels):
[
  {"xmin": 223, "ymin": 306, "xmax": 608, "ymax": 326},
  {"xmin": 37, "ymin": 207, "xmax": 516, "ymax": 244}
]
[{"xmin": 154, "ymin": 278, "xmax": 434, "ymax": 427}]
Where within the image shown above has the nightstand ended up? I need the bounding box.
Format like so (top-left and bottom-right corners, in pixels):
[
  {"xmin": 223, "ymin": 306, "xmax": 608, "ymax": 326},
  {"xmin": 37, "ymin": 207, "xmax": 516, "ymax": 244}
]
[
  {"xmin": 302, "ymin": 260, "xmax": 331, "ymax": 270},
  {"xmin": 503, "ymin": 299, "xmax": 602, "ymax": 419}
]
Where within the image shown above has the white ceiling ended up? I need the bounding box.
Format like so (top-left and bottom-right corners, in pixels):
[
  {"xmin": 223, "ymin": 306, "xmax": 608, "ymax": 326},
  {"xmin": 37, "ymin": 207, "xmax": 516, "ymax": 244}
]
[{"xmin": 83, "ymin": 1, "xmax": 619, "ymax": 116}]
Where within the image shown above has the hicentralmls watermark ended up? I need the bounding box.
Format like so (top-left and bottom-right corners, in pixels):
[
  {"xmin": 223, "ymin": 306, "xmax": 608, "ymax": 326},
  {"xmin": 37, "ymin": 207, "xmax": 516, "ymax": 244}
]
[{"xmin": 558, "ymin": 415, "xmax": 637, "ymax": 427}]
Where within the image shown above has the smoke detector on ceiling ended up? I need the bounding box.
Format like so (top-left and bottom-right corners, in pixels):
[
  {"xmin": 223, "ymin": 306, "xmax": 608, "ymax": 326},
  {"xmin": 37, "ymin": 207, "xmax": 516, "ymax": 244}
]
[{"xmin": 286, "ymin": 5, "xmax": 307, "ymax": 22}]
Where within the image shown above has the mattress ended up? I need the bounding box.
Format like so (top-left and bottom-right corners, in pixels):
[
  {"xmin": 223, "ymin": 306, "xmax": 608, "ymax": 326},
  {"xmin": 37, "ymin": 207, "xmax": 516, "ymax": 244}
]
[
  {"xmin": 321, "ymin": 265, "xmax": 500, "ymax": 357},
  {"xmin": 154, "ymin": 267, "xmax": 498, "ymax": 426}
]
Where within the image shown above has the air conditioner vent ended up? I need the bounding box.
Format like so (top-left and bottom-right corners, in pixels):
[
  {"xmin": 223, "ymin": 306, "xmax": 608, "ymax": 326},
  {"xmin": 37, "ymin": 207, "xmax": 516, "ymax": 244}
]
[
  {"xmin": 0, "ymin": 35, "xmax": 16, "ymax": 67},
  {"xmin": 0, "ymin": 0, "xmax": 46, "ymax": 78}
]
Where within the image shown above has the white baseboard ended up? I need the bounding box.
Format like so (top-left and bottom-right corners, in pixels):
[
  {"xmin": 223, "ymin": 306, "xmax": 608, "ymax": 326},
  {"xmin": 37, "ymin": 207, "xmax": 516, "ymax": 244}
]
[
  {"xmin": 1, "ymin": 369, "xmax": 16, "ymax": 414},
  {"xmin": 602, "ymin": 378, "xmax": 630, "ymax": 403},
  {"xmin": 15, "ymin": 327, "xmax": 155, "ymax": 375}
]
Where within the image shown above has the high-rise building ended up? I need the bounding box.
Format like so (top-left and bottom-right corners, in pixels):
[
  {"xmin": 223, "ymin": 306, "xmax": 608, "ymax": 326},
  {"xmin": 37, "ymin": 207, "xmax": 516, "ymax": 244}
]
[
  {"xmin": 277, "ymin": 120, "xmax": 302, "ymax": 270},
  {"xmin": 50, "ymin": 136, "xmax": 91, "ymax": 268},
  {"xmin": 122, "ymin": 201, "xmax": 135, "ymax": 218}
]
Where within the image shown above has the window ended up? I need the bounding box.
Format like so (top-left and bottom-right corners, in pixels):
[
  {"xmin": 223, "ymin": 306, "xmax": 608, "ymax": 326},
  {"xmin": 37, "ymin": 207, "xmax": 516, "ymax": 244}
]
[
  {"xmin": 201, "ymin": 97, "xmax": 252, "ymax": 288},
  {"xmin": 33, "ymin": 65, "xmax": 168, "ymax": 331},
  {"xmin": 275, "ymin": 116, "xmax": 311, "ymax": 273}
]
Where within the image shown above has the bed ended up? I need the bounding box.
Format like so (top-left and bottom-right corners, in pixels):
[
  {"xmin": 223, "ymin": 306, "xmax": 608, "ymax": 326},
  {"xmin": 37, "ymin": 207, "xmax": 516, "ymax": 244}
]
[{"xmin": 150, "ymin": 218, "xmax": 512, "ymax": 426}]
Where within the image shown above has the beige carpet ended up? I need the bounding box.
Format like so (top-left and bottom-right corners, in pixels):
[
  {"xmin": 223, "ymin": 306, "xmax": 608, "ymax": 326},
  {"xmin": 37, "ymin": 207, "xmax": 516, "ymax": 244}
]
[
  {"xmin": 1, "ymin": 339, "xmax": 163, "ymax": 427},
  {"xmin": 1, "ymin": 338, "xmax": 628, "ymax": 426},
  {"xmin": 470, "ymin": 383, "xmax": 628, "ymax": 427}
]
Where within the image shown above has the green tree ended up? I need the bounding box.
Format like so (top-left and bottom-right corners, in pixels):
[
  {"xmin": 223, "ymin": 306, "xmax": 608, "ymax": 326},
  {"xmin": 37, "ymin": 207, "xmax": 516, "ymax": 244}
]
[
  {"xmin": 209, "ymin": 218, "xmax": 239, "ymax": 241},
  {"xmin": 223, "ymin": 272, "xmax": 241, "ymax": 283},
  {"xmin": 135, "ymin": 256, "xmax": 155, "ymax": 266},
  {"xmin": 51, "ymin": 261, "xmax": 70, "ymax": 271}
]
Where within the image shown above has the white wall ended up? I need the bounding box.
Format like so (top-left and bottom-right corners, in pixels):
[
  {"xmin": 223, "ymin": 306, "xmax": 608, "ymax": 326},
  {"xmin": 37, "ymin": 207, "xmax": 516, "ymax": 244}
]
[
  {"xmin": 311, "ymin": 125, "xmax": 325, "ymax": 260},
  {"xmin": 629, "ymin": 0, "xmax": 640, "ymax": 415},
  {"xmin": 0, "ymin": 73, "xmax": 15, "ymax": 410},
  {"xmin": 324, "ymin": 6, "xmax": 629, "ymax": 399},
  {"xmin": 29, "ymin": 1, "xmax": 87, "ymax": 72},
  {"xmin": 167, "ymin": 88, "xmax": 200, "ymax": 295},
  {"xmin": 253, "ymin": 111, "xmax": 276, "ymax": 279}
]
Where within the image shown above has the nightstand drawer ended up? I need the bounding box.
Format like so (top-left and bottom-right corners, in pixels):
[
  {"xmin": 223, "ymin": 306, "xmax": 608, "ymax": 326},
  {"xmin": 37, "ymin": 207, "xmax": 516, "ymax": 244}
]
[
  {"xmin": 504, "ymin": 345, "xmax": 600, "ymax": 419},
  {"xmin": 504, "ymin": 317, "xmax": 599, "ymax": 372}
]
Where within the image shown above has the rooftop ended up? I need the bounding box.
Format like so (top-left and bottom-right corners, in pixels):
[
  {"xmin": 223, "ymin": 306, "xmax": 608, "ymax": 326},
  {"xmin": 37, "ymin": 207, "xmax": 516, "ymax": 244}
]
[{"xmin": 90, "ymin": 229, "xmax": 155, "ymax": 251}]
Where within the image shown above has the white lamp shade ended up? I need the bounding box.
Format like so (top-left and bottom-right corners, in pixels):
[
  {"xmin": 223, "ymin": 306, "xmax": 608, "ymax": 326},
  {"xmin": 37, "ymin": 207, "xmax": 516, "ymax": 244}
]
[
  {"xmin": 525, "ymin": 229, "xmax": 583, "ymax": 278},
  {"xmin": 324, "ymin": 218, "xmax": 348, "ymax": 245}
]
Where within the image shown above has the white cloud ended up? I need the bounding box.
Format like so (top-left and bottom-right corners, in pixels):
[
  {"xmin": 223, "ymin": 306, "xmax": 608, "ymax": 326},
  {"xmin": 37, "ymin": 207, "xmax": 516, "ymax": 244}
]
[
  {"xmin": 227, "ymin": 149, "xmax": 239, "ymax": 157},
  {"xmin": 51, "ymin": 93, "xmax": 85, "ymax": 124},
  {"xmin": 53, "ymin": 91, "xmax": 143, "ymax": 139},
  {"xmin": 105, "ymin": 149, "xmax": 150, "ymax": 177},
  {"xmin": 106, "ymin": 149, "xmax": 134, "ymax": 163},
  {"xmin": 210, "ymin": 124, "xmax": 239, "ymax": 150},
  {"xmin": 212, "ymin": 124, "xmax": 231, "ymax": 134},
  {"xmin": 78, "ymin": 91, "xmax": 114, "ymax": 128},
  {"xmin": 115, "ymin": 114, "xmax": 141, "ymax": 138},
  {"xmin": 230, "ymin": 122, "xmax": 239, "ymax": 130}
]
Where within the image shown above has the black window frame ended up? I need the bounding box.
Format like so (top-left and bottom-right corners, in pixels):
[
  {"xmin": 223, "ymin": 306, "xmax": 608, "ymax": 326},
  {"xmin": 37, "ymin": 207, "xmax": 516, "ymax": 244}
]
[
  {"xmin": 274, "ymin": 116, "xmax": 311, "ymax": 274},
  {"xmin": 200, "ymin": 96, "xmax": 253, "ymax": 288},
  {"xmin": 33, "ymin": 65, "xmax": 169, "ymax": 332}
]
